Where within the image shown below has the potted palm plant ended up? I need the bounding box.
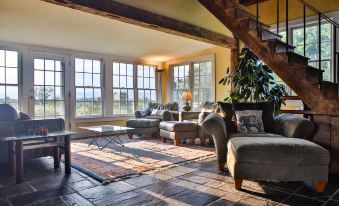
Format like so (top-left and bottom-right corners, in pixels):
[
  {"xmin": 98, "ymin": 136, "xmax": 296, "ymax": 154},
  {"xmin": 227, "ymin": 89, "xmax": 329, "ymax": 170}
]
[{"xmin": 219, "ymin": 47, "xmax": 288, "ymax": 113}]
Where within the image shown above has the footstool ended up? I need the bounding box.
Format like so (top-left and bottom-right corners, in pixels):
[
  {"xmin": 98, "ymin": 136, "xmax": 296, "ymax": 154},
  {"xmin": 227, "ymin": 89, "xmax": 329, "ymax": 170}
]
[
  {"xmin": 126, "ymin": 118, "xmax": 161, "ymax": 138},
  {"xmin": 159, "ymin": 121, "xmax": 197, "ymax": 146},
  {"xmin": 227, "ymin": 137, "xmax": 330, "ymax": 192}
]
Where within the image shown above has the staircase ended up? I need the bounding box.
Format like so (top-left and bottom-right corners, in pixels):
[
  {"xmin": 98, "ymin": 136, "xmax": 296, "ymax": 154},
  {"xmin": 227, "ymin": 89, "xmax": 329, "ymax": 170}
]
[{"xmin": 199, "ymin": 0, "xmax": 339, "ymax": 115}]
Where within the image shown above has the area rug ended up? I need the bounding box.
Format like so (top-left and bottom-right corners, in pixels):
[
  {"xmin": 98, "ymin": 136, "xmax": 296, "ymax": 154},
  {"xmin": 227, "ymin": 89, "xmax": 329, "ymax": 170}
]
[{"xmin": 69, "ymin": 136, "xmax": 215, "ymax": 183}]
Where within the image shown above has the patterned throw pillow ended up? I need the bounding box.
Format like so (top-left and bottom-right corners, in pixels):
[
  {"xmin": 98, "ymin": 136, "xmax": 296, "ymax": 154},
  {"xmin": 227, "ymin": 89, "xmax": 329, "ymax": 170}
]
[
  {"xmin": 19, "ymin": 111, "xmax": 33, "ymax": 120},
  {"xmin": 150, "ymin": 109, "xmax": 158, "ymax": 116},
  {"xmin": 235, "ymin": 110, "xmax": 264, "ymax": 133}
]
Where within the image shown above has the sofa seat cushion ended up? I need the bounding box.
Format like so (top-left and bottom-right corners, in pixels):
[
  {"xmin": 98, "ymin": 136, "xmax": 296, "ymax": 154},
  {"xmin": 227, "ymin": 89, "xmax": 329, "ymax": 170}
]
[
  {"xmin": 159, "ymin": 121, "xmax": 197, "ymax": 132},
  {"xmin": 228, "ymin": 137, "xmax": 330, "ymax": 165},
  {"xmin": 229, "ymin": 133, "xmax": 283, "ymax": 139},
  {"xmin": 126, "ymin": 118, "xmax": 160, "ymax": 128},
  {"xmin": 144, "ymin": 116, "xmax": 162, "ymax": 120}
]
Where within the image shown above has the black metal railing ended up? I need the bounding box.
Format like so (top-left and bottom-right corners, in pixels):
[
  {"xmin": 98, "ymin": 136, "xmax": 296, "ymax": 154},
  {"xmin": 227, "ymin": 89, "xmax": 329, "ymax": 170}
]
[{"xmin": 252, "ymin": 0, "xmax": 339, "ymax": 84}]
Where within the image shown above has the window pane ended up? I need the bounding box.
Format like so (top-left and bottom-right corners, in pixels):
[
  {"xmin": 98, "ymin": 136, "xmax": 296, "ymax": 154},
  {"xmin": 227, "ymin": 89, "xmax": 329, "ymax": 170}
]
[
  {"xmin": 45, "ymin": 60, "xmax": 54, "ymax": 71},
  {"xmin": 120, "ymin": 89, "xmax": 127, "ymax": 102},
  {"xmin": 94, "ymin": 88, "xmax": 101, "ymax": 101},
  {"xmin": 45, "ymin": 71, "xmax": 55, "ymax": 85},
  {"xmin": 34, "ymin": 59, "xmax": 44, "ymax": 70},
  {"xmin": 144, "ymin": 66, "xmax": 150, "ymax": 77},
  {"xmin": 120, "ymin": 76, "xmax": 126, "ymax": 88},
  {"xmin": 45, "ymin": 86, "xmax": 55, "ymax": 100},
  {"xmin": 0, "ymin": 50, "xmax": 4, "ymax": 67},
  {"xmin": 75, "ymin": 58, "xmax": 84, "ymax": 72},
  {"xmin": 55, "ymin": 87, "xmax": 64, "ymax": 100},
  {"xmin": 144, "ymin": 78, "xmax": 149, "ymax": 89},
  {"xmin": 34, "ymin": 101, "xmax": 44, "ymax": 117},
  {"xmin": 93, "ymin": 74, "xmax": 101, "ymax": 87},
  {"xmin": 128, "ymin": 90, "xmax": 134, "ymax": 101},
  {"xmin": 75, "ymin": 73, "xmax": 84, "ymax": 86},
  {"xmin": 93, "ymin": 60, "xmax": 101, "ymax": 73},
  {"xmin": 6, "ymin": 67, "xmax": 18, "ymax": 84},
  {"xmin": 138, "ymin": 90, "xmax": 144, "ymax": 101},
  {"xmin": 113, "ymin": 89, "xmax": 120, "ymax": 101},
  {"xmin": 127, "ymin": 64, "xmax": 133, "ymax": 76},
  {"xmin": 113, "ymin": 75, "xmax": 119, "ymax": 87},
  {"xmin": 55, "ymin": 61, "xmax": 62, "ymax": 71},
  {"xmin": 85, "ymin": 88, "xmax": 93, "ymax": 101},
  {"xmin": 127, "ymin": 76, "xmax": 133, "ymax": 88},
  {"xmin": 120, "ymin": 102, "xmax": 127, "ymax": 114},
  {"xmin": 0, "ymin": 67, "xmax": 4, "ymax": 83},
  {"xmin": 113, "ymin": 102, "xmax": 120, "ymax": 114},
  {"xmin": 84, "ymin": 59, "xmax": 92, "ymax": 73},
  {"xmin": 76, "ymin": 88, "xmax": 84, "ymax": 101},
  {"xmin": 6, "ymin": 86, "xmax": 18, "ymax": 102},
  {"xmin": 150, "ymin": 78, "xmax": 155, "ymax": 89},
  {"xmin": 0, "ymin": 86, "xmax": 4, "ymax": 103},
  {"xmin": 55, "ymin": 72, "xmax": 63, "ymax": 86},
  {"xmin": 174, "ymin": 67, "xmax": 178, "ymax": 77},
  {"xmin": 55, "ymin": 101, "xmax": 64, "ymax": 116},
  {"xmin": 34, "ymin": 86, "xmax": 45, "ymax": 100},
  {"xmin": 6, "ymin": 51, "xmax": 18, "ymax": 67},
  {"xmin": 45, "ymin": 101, "xmax": 55, "ymax": 117},
  {"xmin": 138, "ymin": 77, "xmax": 143, "ymax": 88},
  {"xmin": 137, "ymin": 65, "xmax": 143, "ymax": 76},
  {"xmin": 127, "ymin": 102, "xmax": 134, "ymax": 114},
  {"xmin": 84, "ymin": 73, "xmax": 92, "ymax": 86},
  {"xmin": 113, "ymin": 62, "xmax": 120, "ymax": 75},
  {"xmin": 151, "ymin": 90, "xmax": 156, "ymax": 102},
  {"xmin": 120, "ymin": 63, "xmax": 126, "ymax": 75},
  {"xmin": 93, "ymin": 102, "xmax": 102, "ymax": 115}
]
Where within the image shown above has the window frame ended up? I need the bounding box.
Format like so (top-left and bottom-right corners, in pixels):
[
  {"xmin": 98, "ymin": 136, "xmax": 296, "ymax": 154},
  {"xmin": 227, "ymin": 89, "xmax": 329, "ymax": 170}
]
[
  {"xmin": 168, "ymin": 54, "xmax": 215, "ymax": 110},
  {"xmin": 0, "ymin": 49, "xmax": 21, "ymax": 110},
  {"xmin": 136, "ymin": 64, "xmax": 158, "ymax": 111},
  {"xmin": 74, "ymin": 57, "xmax": 104, "ymax": 118}
]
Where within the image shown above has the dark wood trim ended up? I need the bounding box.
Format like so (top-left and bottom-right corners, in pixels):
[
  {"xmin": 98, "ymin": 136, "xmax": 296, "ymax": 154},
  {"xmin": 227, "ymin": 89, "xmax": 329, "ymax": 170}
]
[
  {"xmin": 53, "ymin": 136, "xmax": 60, "ymax": 169},
  {"xmin": 41, "ymin": 0, "xmax": 237, "ymax": 49},
  {"xmin": 230, "ymin": 38, "xmax": 240, "ymax": 91},
  {"xmin": 239, "ymin": 0, "xmax": 269, "ymax": 6},
  {"xmin": 64, "ymin": 135, "xmax": 71, "ymax": 175},
  {"xmin": 16, "ymin": 140, "xmax": 23, "ymax": 184}
]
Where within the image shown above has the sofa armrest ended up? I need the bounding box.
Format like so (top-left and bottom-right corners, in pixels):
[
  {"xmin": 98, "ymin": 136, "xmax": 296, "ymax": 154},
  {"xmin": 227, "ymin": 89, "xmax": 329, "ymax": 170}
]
[
  {"xmin": 274, "ymin": 113, "xmax": 315, "ymax": 139},
  {"xmin": 158, "ymin": 110, "xmax": 173, "ymax": 121},
  {"xmin": 201, "ymin": 113, "xmax": 228, "ymax": 167},
  {"xmin": 179, "ymin": 111, "xmax": 200, "ymax": 122},
  {"xmin": 134, "ymin": 110, "xmax": 150, "ymax": 118}
]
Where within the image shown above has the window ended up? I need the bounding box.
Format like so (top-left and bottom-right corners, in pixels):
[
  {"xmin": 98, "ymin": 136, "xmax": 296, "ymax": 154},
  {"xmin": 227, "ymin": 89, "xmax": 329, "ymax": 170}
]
[
  {"xmin": 75, "ymin": 58, "xmax": 102, "ymax": 117},
  {"xmin": 172, "ymin": 65, "xmax": 190, "ymax": 107},
  {"xmin": 292, "ymin": 22, "xmax": 332, "ymax": 81},
  {"xmin": 137, "ymin": 65, "xmax": 157, "ymax": 110},
  {"xmin": 33, "ymin": 58, "xmax": 65, "ymax": 118},
  {"xmin": 113, "ymin": 62, "xmax": 134, "ymax": 115},
  {"xmin": 0, "ymin": 50, "xmax": 19, "ymax": 109},
  {"xmin": 192, "ymin": 62, "xmax": 213, "ymax": 110},
  {"xmin": 171, "ymin": 61, "xmax": 214, "ymax": 110}
]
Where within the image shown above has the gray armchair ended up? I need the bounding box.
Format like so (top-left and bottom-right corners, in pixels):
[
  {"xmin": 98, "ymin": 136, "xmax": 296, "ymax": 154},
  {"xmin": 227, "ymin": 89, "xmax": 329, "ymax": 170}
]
[{"xmin": 201, "ymin": 112, "xmax": 316, "ymax": 171}]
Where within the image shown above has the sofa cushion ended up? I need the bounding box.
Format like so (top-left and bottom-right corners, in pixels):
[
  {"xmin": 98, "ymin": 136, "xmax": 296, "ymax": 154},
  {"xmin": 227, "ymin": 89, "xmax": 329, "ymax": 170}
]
[
  {"xmin": 0, "ymin": 104, "xmax": 20, "ymax": 121},
  {"xmin": 229, "ymin": 133, "xmax": 283, "ymax": 139},
  {"xmin": 126, "ymin": 118, "xmax": 160, "ymax": 128},
  {"xmin": 159, "ymin": 121, "xmax": 197, "ymax": 132},
  {"xmin": 233, "ymin": 102, "xmax": 274, "ymax": 133},
  {"xmin": 228, "ymin": 137, "xmax": 330, "ymax": 165}
]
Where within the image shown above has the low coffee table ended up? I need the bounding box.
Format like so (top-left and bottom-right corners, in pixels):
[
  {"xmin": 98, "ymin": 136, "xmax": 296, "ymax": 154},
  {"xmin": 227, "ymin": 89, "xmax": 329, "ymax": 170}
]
[{"xmin": 79, "ymin": 125, "xmax": 134, "ymax": 150}]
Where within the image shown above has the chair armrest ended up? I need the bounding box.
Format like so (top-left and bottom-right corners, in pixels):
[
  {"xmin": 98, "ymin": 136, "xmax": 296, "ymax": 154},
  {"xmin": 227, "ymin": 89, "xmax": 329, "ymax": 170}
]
[
  {"xmin": 158, "ymin": 110, "xmax": 173, "ymax": 121},
  {"xmin": 201, "ymin": 113, "xmax": 228, "ymax": 165},
  {"xmin": 274, "ymin": 113, "xmax": 315, "ymax": 139},
  {"xmin": 134, "ymin": 110, "xmax": 150, "ymax": 118},
  {"xmin": 179, "ymin": 111, "xmax": 200, "ymax": 122}
]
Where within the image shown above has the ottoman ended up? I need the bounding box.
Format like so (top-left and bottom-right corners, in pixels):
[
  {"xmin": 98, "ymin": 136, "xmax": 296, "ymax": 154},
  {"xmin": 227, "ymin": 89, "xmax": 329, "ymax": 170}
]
[
  {"xmin": 126, "ymin": 118, "xmax": 161, "ymax": 138},
  {"xmin": 227, "ymin": 137, "xmax": 330, "ymax": 192},
  {"xmin": 159, "ymin": 121, "xmax": 197, "ymax": 146}
]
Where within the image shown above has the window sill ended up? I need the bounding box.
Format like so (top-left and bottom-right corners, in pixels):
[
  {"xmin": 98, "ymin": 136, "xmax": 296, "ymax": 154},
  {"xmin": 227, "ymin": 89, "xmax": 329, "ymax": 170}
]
[{"xmin": 74, "ymin": 115, "xmax": 134, "ymax": 123}]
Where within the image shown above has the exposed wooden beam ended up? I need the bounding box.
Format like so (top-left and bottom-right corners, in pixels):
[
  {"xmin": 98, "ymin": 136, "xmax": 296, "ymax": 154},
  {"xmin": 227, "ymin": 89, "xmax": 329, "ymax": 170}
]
[
  {"xmin": 41, "ymin": 0, "xmax": 237, "ymax": 49},
  {"xmin": 239, "ymin": 0, "xmax": 269, "ymax": 6}
]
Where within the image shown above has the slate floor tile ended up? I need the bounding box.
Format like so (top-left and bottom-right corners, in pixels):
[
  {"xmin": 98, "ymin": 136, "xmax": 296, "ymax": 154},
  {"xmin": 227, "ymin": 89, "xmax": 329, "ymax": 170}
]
[
  {"xmin": 178, "ymin": 173, "xmax": 212, "ymax": 184},
  {"xmin": 141, "ymin": 180, "xmax": 188, "ymax": 199},
  {"xmin": 25, "ymin": 197, "xmax": 67, "ymax": 206},
  {"xmin": 0, "ymin": 199, "xmax": 10, "ymax": 206},
  {"xmin": 67, "ymin": 179, "xmax": 97, "ymax": 191},
  {"xmin": 281, "ymin": 195, "xmax": 324, "ymax": 206},
  {"xmin": 237, "ymin": 196, "xmax": 279, "ymax": 206},
  {"xmin": 62, "ymin": 193, "xmax": 93, "ymax": 206},
  {"xmin": 9, "ymin": 187, "xmax": 75, "ymax": 206},
  {"xmin": 125, "ymin": 175, "xmax": 161, "ymax": 188},
  {"xmin": 295, "ymin": 183, "xmax": 339, "ymax": 201},
  {"xmin": 166, "ymin": 188, "xmax": 221, "ymax": 206},
  {"xmin": 0, "ymin": 183, "xmax": 34, "ymax": 199},
  {"xmin": 325, "ymin": 200, "xmax": 339, "ymax": 206},
  {"xmin": 206, "ymin": 198, "xmax": 244, "ymax": 206}
]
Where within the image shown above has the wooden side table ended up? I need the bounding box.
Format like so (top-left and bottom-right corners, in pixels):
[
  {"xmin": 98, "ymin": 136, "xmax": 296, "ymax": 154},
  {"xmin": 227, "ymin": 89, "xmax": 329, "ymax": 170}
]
[{"xmin": 2, "ymin": 131, "xmax": 75, "ymax": 183}]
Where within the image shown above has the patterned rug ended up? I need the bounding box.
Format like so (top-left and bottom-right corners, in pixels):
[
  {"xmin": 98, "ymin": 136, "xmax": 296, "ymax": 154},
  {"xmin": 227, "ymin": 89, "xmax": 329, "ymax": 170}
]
[{"xmin": 69, "ymin": 135, "xmax": 215, "ymax": 183}]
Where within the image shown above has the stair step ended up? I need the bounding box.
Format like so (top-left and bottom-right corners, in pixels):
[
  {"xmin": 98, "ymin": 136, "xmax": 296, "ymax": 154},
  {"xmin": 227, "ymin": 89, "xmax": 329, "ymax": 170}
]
[
  {"xmin": 320, "ymin": 81, "xmax": 339, "ymax": 99},
  {"xmin": 263, "ymin": 39, "xmax": 295, "ymax": 54},
  {"xmin": 291, "ymin": 65, "xmax": 323, "ymax": 83},
  {"xmin": 248, "ymin": 27, "xmax": 282, "ymax": 41},
  {"xmin": 277, "ymin": 52, "xmax": 309, "ymax": 68}
]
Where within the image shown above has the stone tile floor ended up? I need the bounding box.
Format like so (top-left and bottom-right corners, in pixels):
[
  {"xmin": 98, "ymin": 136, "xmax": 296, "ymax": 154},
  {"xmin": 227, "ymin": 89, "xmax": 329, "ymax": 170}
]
[{"xmin": 0, "ymin": 157, "xmax": 339, "ymax": 206}]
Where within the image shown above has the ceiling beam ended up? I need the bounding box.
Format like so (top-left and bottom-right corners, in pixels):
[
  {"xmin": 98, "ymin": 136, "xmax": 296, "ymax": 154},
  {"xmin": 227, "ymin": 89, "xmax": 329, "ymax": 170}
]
[{"xmin": 41, "ymin": 0, "xmax": 237, "ymax": 49}]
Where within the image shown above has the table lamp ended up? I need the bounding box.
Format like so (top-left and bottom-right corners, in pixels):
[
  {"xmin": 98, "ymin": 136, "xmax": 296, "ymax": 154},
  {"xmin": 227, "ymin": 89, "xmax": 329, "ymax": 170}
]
[{"xmin": 181, "ymin": 90, "xmax": 192, "ymax": 111}]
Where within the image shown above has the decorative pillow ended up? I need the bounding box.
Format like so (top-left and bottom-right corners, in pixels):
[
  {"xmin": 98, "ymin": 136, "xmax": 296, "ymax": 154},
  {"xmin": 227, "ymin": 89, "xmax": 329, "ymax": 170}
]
[
  {"xmin": 19, "ymin": 112, "xmax": 33, "ymax": 120},
  {"xmin": 150, "ymin": 109, "xmax": 158, "ymax": 116},
  {"xmin": 235, "ymin": 110, "xmax": 264, "ymax": 133}
]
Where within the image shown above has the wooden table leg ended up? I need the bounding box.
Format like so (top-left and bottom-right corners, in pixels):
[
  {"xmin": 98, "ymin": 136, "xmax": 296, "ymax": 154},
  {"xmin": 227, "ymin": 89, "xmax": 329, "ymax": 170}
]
[
  {"xmin": 53, "ymin": 136, "xmax": 60, "ymax": 169},
  {"xmin": 8, "ymin": 140, "xmax": 16, "ymax": 176},
  {"xmin": 16, "ymin": 140, "xmax": 23, "ymax": 184},
  {"xmin": 64, "ymin": 135, "xmax": 71, "ymax": 175}
]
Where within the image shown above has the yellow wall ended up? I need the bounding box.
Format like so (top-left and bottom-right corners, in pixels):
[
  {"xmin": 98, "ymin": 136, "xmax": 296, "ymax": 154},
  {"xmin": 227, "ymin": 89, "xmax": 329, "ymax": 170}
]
[
  {"xmin": 161, "ymin": 46, "xmax": 232, "ymax": 103},
  {"xmin": 247, "ymin": 0, "xmax": 339, "ymax": 25}
]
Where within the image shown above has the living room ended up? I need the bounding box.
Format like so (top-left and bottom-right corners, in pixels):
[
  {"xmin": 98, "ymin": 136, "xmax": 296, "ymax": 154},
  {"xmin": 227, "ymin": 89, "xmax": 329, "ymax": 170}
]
[{"xmin": 1, "ymin": 0, "xmax": 339, "ymax": 205}]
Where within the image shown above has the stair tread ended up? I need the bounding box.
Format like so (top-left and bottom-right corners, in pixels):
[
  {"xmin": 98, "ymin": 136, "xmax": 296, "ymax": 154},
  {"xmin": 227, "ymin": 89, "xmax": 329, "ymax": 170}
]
[{"xmin": 263, "ymin": 39, "xmax": 296, "ymax": 48}]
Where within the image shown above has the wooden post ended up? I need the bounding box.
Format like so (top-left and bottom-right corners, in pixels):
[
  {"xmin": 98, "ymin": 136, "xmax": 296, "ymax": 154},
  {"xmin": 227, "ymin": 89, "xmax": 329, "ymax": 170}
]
[
  {"xmin": 16, "ymin": 140, "xmax": 23, "ymax": 184},
  {"xmin": 230, "ymin": 37, "xmax": 240, "ymax": 92},
  {"xmin": 53, "ymin": 136, "xmax": 60, "ymax": 169},
  {"xmin": 8, "ymin": 140, "xmax": 16, "ymax": 176},
  {"xmin": 64, "ymin": 135, "xmax": 71, "ymax": 175}
]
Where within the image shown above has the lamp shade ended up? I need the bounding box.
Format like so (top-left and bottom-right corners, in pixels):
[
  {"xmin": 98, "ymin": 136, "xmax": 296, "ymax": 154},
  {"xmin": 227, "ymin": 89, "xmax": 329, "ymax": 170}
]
[{"xmin": 181, "ymin": 90, "xmax": 192, "ymax": 100}]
